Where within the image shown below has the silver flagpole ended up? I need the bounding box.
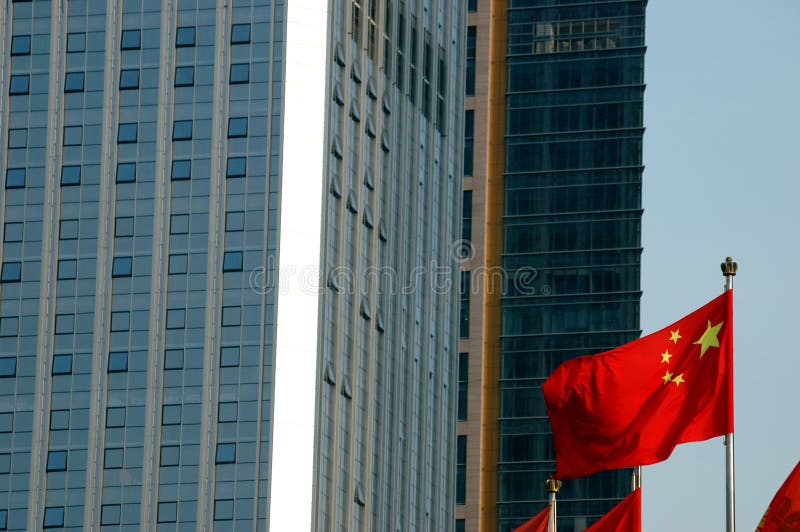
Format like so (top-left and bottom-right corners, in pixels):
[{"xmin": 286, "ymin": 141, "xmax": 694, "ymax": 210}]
[
  {"xmin": 546, "ymin": 479, "xmax": 562, "ymax": 532},
  {"xmin": 721, "ymin": 257, "xmax": 738, "ymax": 532}
]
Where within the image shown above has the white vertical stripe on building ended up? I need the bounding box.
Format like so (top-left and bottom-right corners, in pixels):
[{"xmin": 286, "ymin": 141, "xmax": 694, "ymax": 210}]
[{"xmin": 269, "ymin": 0, "xmax": 330, "ymax": 529}]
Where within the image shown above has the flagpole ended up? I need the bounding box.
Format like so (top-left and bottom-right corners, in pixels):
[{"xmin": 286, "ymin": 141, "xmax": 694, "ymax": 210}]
[
  {"xmin": 721, "ymin": 257, "xmax": 738, "ymax": 532},
  {"xmin": 631, "ymin": 466, "xmax": 642, "ymax": 490},
  {"xmin": 546, "ymin": 478, "xmax": 562, "ymax": 532}
]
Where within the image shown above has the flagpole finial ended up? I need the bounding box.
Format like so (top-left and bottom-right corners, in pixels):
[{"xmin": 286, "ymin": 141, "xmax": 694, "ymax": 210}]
[
  {"xmin": 721, "ymin": 257, "xmax": 738, "ymax": 277},
  {"xmin": 546, "ymin": 478, "xmax": 563, "ymax": 494}
]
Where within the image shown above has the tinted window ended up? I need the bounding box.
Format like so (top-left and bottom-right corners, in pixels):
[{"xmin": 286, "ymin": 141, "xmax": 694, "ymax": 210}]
[
  {"xmin": 231, "ymin": 24, "xmax": 251, "ymax": 44},
  {"xmin": 176, "ymin": 26, "xmax": 196, "ymax": 47},
  {"xmin": 121, "ymin": 29, "xmax": 141, "ymax": 50}
]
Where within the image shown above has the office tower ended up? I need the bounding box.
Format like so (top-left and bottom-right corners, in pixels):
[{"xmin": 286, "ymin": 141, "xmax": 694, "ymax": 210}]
[
  {"xmin": 457, "ymin": 1, "xmax": 645, "ymax": 531},
  {"xmin": 0, "ymin": 0, "xmax": 464, "ymax": 530}
]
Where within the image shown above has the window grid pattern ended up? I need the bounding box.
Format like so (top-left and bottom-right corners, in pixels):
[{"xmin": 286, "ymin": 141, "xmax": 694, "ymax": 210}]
[
  {"xmin": 498, "ymin": 2, "xmax": 646, "ymax": 530},
  {"xmin": 314, "ymin": 1, "xmax": 464, "ymax": 530}
]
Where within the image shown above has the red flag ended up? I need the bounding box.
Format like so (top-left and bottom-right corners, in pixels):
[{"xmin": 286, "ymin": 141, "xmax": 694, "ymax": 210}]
[
  {"xmin": 543, "ymin": 291, "xmax": 733, "ymax": 479},
  {"xmin": 757, "ymin": 460, "xmax": 800, "ymax": 531},
  {"xmin": 513, "ymin": 504, "xmax": 550, "ymax": 532},
  {"xmin": 585, "ymin": 488, "xmax": 641, "ymax": 532}
]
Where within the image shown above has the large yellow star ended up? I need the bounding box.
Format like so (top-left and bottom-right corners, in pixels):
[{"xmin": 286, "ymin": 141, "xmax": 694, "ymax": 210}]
[
  {"xmin": 669, "ymin": 330, "xmax": 682, "ymax": 344},
  {"xmin": 662, "ymin": 370, "xmax": 673, "ymax": 384},
  {"xmin": 672, "ymin": 373, "xmax": 685, "ymax": 387},
  {"xmin": 660, "ymin": 350, "xmax": 672, "ymax": 364},
  {"xmin": 693, "ymin": 319, "xmax": 724, "ymax": 358}
]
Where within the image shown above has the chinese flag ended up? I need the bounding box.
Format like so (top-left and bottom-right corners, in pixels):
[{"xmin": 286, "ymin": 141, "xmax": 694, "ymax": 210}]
[
  {"xmin": 585, "ymin": 488, "xmax": 641, "ymax": 532},
  {"xmin": 543, "ymin": 291, "xmax": 733, "ymax": 479},
  {"xmin": 756, "ymin": 460, "xmax": 800, "ymax": 531},
  {"xmin": 513, "ymin": 504, "xmax": 550, "ymax": 532}
]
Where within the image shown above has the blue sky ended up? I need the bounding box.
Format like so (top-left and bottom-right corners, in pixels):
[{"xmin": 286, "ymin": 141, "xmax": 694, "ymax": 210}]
[{"xmin": 642, "ymin": 1, "xmax": 800, "ymax": 530}]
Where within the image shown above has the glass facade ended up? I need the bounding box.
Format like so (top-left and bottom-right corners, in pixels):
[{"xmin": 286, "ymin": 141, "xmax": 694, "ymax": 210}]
[
  {"xmin": 498, "ymin": 1, "xmax": 646, "ymax": 530},
  {"xmin": 312, "ymin": 0, "xmax": 464, "ymax": 530},
  {"xmin": 1, "ymin": 0, "xmax": 463, "ymax": 530},
  {"xmin": 0, "ymin": 0, "xmax": 280, "ymax": 529}
]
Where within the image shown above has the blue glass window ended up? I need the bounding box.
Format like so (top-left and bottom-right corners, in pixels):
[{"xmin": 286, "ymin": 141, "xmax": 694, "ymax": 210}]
[
  {"xmin": 55, "ymin": 314, "xmax": 74, "ymax": 335},
  {"xmin": 172, "ymin": 120, "xmax": 193, "ymax": 140},
  {"xmin": 46, "ymin": 451, "xmax": 67, "ymax": 472},
  {"xmin": 0, "ymin": 318, "xmax": 19, "ymax": 337},
  {"xmin": 165, "ymin": 310, "xmax": 185, "ymax": 329},
  {"xmin": 101, "ymin": 505, "xmax": 121, "ymax": 526},
  {"xmin": 118, "ymin": 123, "xmax": 138, "ymax": 143},
  {"xmin": 214, "ymin": 499, "xmax": 234, "ymax": 521},
  {"xmin": 60, "ymin": 219, "xmax": 79, "ymax": 240},
  {"xmin": 164, "ymin": 349, "xmax": 183, "ymax": 369},
  {"xmin": 176, "ymin": 26, "xmax": 196, "ymax": 47},
  {"xmin": 171, "ymin": 160, "xmax": 191, "ymax": 180},
  {"xmin": 218, "ymin": 402, "xmax": 237, "ymax": 422},
  {"xmin": 121, "ymin": 29, "xmax": 141, "ymax": 50},
  {"xmin": 61, "ymin": 165, "xmax": 81, "ymax": 186},
  {"xmin": 175, "ymin": 66, "xmax": 194, "ymax": 87},
  {"xmin": 170, "ymin": 215, "xmax": 189, "ymax": 234},
  {"xmin": 6, "ymin": 168, "xmax": 25, "ymax": 189},
  {"xmin": 456, "ymin": 435, "xmax": 466, "ymax": 504},
  {"xmin": 119, "ymin": 69, "xmax": 140, "ymax": 89},
  {"xmin": 112, "ymin": 257, "xmax": 133, "ymax": 277},
  {"xmin": 57, "ymin": 259, "xmax": 77, "ymax": 280},
  {"xmin": 226, "ymin": 156, "xmax": 246, "ymax": 177},
  {"xmin": 67, "ymin": 32, "xmax": 85, "ymax": 52},
  {"xmin": 221, "ymin": 306, "xmax": 241, "ymax": 327},
  {"xmin": 158, "ymin": 502, "xmax": 177, "ymax": 523},
  {"xmin": 110, "ymin": 311, "xmax": 130, "ymax": 332},
  {"xmin": 215, "ymin": 443, "xmax": 236, "ymax": 463},
  {"xmin": 64, "ymin": 125, "xmax": 83, "ymax": 146},
  {"xmin": 231, "ymin": 24, "xmax": 251, "ymax": 44},
  {"xmin": 50, "ymin": 410, "xmax": 70, "ymax": 430},
  {"xmin": 10, "ymin": 75, "xmax": 29, "ymax": 95},
  {"xmin": 108, "ymin": 351, "xmax": 128, "ymax": 372},
  {"xmin": 0, "ymin": 357, "xmax": 16, "ymax": 378},
  {"xmin": 228, "ymin": 117, "xmax": 248, "ymax": 138},
  {"xmin": 11, "ymin": 35, "xmax": 31, "ymax": 55},
  {"xmin": 8, "ymin": 129, "xmax": 27, "ymax": 149},
  {"xmin": 0, "ymin": 508, "xmax": 7, "ymax": 529},
  {"xmin": 43, "ymin": 507, "xmax": 64, "ymax": 528},
  {"xmin": 104, "ymin": 448, "xmax": 123, "ymax": 469},
  {"xmin": 468, "ymin": 0, "xmax": 477, "ymax": 11},
  {"xmin": 52, "ymin": 354, "xmax": 73, "ymax": 375},
  {"xmin": 1, "ymin": 263, "xmax": 21, "ymax": 283},
  {"xmin": 225, "ymin": 211, "xmax": 245, "ymax": 232},
  {"xmin": 106, "ymin": 407, "xmax": 126, "ymax": 427},
  {"xmin": 220, "ymin": 346, "xmax": 240, "ymax": 367},
  {"xmin": 162, "ymin": 404, "xmax": 181, "ymax": 425},
  {"xmin": 116, "ymin": 162, "xmax": 136, "ymax": 183},
  {"xmin": 230, "ymin": 63, "xmax": 250, "ymax": 84},
  {"xmin": 64, "ymin": 72, "xmax": 85, "ymax": 93},
  {"xmin": 115, "ymin": 217, "xmax": 134, "ymax": 237},
  {"xmin": 223, "ymin": 251, "xmax": 243, "ymax": 272},
  {"xmin": 160, "ymin": 446, "xmax": 180, "ymax": 466},
  {"xmin": 466, "ymin": 26, "xmax": 476, "ymax": 96},
  {"xmin": 168, "ymin": 254, "xmax": 187, "ymax": 274},
  {"xmin": 4, "ymin": 222, "xmax": 23, "ymax": 242}
]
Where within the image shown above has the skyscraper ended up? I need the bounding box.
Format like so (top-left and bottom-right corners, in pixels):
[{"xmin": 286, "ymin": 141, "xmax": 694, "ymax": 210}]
[
  {"xmin": 457, "ymin": 1, "xmax": 645, "ymax": 531},
  {"xmin": 0, "ymin": 0, "xmax": 464, "ymax": 530}
]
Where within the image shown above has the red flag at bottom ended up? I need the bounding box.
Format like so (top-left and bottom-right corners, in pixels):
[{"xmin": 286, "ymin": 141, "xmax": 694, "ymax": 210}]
[
  {"xmin": 757, "ymin": 460, "xmax": 800, "ymax": 531},
  {"xmin": 585, "ymin": 488, "xmax": 641, "ymax": 532},
  {"xmin": 514, "ymin": 504, "xmax": 550, "ymax": 532}
]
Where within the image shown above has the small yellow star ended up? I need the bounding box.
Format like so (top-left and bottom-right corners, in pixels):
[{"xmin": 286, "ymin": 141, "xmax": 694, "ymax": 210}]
[
  {"xmin": 672, "ymin": 373, "xmax": 685, "ymax": 387},
  {"xmin": 669, "ymin": 330, "xmax": 682, "ymax": 344},
  {"xmin": 694, "ymin": 319, "xmax": 724, "ymax": 358},
  {"xmin": 662, "ymin": 370, "xmax": 673, "ymax": 384},
  {"xmin": 660, "ymin": 350, "xmax": 673, "ymax": 364}
]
